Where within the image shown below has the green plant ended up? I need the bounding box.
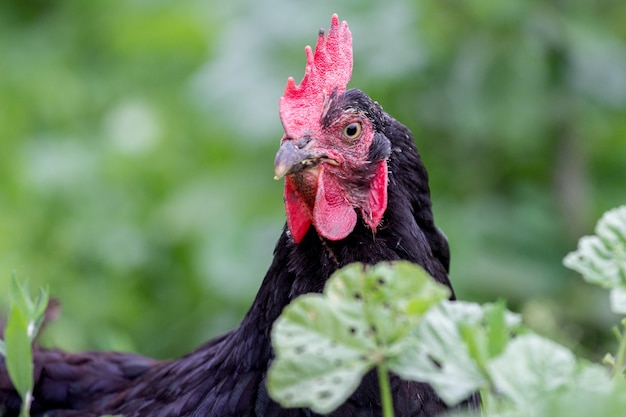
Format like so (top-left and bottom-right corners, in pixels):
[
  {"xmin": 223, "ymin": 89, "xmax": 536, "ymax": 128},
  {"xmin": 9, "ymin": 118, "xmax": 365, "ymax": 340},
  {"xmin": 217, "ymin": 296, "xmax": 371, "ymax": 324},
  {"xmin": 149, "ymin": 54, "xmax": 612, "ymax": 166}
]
[
  {"xmin": 268, "ymin": 205, "xmax": 626, "ymax": 417},
  {"xmin": 564, "ymin": 206, "xmax": 626, "ymax": 378},
  {"xmin": 0, "ymin": 276, "xmax": 49, "ymax": 417},
  {"xmin": 266, "ymin": 262, "xmax": 450, "ymax": 415}
]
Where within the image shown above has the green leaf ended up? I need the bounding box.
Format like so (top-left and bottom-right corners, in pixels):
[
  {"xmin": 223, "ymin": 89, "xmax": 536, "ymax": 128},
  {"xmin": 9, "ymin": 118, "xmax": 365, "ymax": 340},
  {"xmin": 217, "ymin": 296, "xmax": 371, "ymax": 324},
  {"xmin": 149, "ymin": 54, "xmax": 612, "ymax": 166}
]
[
  {"xmin": 267, "ymin": 261, "xmax": 450, "ymax": 414},
  {"xmin": 30, "ymin": 287, "xmax": 50, "ymax": 340},
  {"xmin": 268, "ymin": 295, "xmax": 377, "ymax": 413},
  {"xmin": 7, "ymin": 277, "xmax": 49, "ymax": 343},
  {"xmin": 485, "ymin": 301, "xmax": 510, "ymax": 358},
  {"xmin": 3, "ymin": 277, "xmax": 49, "ymax": 417},
  {"xmin": 4, "ymin": 305, "xmax": 34, "ymax": 400},
  {"xmin": 610, "ymin": 287, "xmax": 626, "ymax": 315},
  {"xmin": 10, "ymin": 276, "xmax": 34, "ymax": 320},
  {"xmin": 572, "ymin": 363, "xmax": 614, "ymax": 394},
  {"xmin": 34, "ymin": 287, "xmax": 49, "ymax": 320},
  {"xmin": 532, "ymin": 367, "xmax": 625, "ymax": 417},
  {"xmin": 487, "ymin": 333, "xmax": 576, "ymax": 408},
  {"xmin": 564, "ymin": 206, "xmax": 626, "ymax": 300},
  {"xmin": 397, "ymin": 300, "xmax": 521, "ymax": 406},
  {"xmin": 398, "ymin": 301, "xmax": 485, "ymax": 405}
]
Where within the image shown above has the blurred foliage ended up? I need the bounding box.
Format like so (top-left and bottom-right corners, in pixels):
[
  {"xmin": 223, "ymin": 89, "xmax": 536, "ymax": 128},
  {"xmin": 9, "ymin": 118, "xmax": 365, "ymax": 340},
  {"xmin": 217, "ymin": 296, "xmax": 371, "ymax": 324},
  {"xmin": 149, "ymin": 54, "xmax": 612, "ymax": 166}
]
[{"xmin": 0, "ymin": 0, "xmax": 624, "ymax": 360}]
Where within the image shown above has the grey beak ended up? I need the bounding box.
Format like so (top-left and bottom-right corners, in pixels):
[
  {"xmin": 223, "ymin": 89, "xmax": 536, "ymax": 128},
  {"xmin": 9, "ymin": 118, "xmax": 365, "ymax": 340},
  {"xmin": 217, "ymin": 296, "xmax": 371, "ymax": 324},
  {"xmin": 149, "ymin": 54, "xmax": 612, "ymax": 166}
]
[{"xmin": 273, "ymin": 140, "xmax": 316, "ymax": 180}]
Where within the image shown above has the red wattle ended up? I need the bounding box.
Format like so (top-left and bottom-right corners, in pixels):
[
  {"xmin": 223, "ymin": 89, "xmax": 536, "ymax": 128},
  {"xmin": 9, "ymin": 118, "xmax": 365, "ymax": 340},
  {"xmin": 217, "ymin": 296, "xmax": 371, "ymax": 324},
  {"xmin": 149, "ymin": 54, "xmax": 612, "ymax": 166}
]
[
  {"xmin": 313, "ymin": 168, "xmax": 357, "ymax": 241},
  {"xmin": 284, "ymin": 177, "xmax": 312, "ymax": 243},
  {"xmin": 364, "ymin": 161, "xmax": 388, "ymax": 230}
]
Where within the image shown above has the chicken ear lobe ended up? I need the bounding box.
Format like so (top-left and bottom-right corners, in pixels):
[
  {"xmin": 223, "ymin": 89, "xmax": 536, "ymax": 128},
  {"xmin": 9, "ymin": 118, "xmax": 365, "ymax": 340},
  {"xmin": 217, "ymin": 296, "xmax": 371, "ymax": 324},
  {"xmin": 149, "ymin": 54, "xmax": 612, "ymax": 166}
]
[
  {"xmin": 284, "ymin": 177, "xmax": 313, "ymax": 243},
  {"xmin": 314, "ymin": 167, "xmax": 357, "ymax": 241},
  {"xmin": 362, "ymin": 161, "xmax": 388, "ymax": 231}
]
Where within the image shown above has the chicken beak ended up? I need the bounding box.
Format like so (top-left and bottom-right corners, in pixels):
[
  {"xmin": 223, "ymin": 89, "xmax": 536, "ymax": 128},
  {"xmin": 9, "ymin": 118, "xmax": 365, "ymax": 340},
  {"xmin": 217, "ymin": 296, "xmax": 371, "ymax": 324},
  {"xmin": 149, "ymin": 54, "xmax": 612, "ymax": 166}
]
[{"xmin": 273, "ymin": 140, "xmax": 317, "ymax": 180}]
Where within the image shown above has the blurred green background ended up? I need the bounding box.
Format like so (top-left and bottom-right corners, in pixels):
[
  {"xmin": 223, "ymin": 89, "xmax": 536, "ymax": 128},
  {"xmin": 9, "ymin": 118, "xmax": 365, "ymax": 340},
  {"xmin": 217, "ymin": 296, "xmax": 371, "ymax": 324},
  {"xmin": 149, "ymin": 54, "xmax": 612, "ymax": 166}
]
[{"xmin": 1, "ymin": 0, "xmax": 624, "ymax": 360}]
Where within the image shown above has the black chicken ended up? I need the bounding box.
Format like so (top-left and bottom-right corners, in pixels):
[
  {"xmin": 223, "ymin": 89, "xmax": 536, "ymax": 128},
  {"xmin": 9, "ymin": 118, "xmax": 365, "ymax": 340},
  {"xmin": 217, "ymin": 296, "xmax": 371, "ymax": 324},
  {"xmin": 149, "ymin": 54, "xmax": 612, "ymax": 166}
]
[{"xmin": 1, "ymin": 15, "xmax": 471, "ymax": 417}]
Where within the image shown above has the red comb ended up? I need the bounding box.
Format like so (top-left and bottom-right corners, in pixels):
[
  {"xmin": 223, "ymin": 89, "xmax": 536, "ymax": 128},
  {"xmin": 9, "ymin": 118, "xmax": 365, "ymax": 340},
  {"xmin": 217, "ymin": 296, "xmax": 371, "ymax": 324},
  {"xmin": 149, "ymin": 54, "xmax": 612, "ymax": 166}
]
[{"xmin": 279, "ymin": 14, "xmax": 353, "ymax": 136}]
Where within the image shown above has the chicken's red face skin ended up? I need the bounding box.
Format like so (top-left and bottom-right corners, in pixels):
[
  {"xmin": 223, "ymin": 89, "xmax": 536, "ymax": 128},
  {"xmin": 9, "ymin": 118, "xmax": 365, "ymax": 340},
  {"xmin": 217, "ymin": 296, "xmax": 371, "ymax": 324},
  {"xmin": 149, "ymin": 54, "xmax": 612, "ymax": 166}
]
[
  {"xmin": 274, "ymin": 14, "xmax": 389, "ymax": 243},
  {"xmin": 278, "ymin": 111, "xmax": 388, "ymax": 243}
]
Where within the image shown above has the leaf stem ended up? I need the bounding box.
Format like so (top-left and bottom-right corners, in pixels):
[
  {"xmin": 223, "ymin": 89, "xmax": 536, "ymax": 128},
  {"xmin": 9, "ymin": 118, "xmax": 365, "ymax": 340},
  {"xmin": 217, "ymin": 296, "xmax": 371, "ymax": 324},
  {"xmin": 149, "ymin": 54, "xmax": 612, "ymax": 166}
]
[
  {"xmin": 20, "ymin": 391, "xmax": 32, "ymax": 417},
  {"xmin": 612, "ymin": 319, "xmax": 626, "ymax": 378},
  {"xmin": 479, "ymin": 386, "xmax": 492, "ymax": 416},
  {"xmin": 377, "ymin": 363, "xmax": 395, "ymax": 417}
]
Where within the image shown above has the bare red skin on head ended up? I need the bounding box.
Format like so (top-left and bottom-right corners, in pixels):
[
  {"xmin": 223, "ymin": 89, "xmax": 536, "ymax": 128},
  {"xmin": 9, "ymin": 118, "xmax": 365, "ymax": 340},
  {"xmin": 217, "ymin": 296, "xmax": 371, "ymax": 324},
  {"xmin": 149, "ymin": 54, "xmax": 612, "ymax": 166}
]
[
  {"xmin": 279, "ymin": 15, "xmax": 388, "ymax": 243},
  {"xmin": 283, "ymin": 115, "xmax": 388, "ymax": 243}
]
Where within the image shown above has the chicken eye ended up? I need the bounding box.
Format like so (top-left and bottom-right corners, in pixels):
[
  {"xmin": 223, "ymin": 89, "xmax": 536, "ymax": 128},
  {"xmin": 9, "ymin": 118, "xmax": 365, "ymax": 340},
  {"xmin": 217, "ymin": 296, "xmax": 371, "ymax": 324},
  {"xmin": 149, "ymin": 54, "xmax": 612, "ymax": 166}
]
[{"xmin": 343, "ymin": 122, "xmax": 362, "ymax": 140}]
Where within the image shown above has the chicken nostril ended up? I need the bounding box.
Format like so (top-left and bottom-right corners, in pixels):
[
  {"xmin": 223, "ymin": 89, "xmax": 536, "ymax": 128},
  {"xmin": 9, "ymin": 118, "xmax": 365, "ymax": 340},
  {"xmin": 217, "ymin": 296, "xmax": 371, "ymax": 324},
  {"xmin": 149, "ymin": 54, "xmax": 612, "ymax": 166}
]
[{"xmin": 295, "ymin": 136, "xmax": 312, "ymax": 149}]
